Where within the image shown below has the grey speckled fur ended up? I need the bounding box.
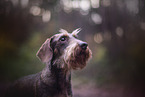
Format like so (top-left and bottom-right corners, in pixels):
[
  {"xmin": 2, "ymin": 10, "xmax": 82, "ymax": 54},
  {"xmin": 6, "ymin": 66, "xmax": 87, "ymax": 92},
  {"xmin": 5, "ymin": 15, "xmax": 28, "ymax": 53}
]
[
  {"xmin": 5, "ymin": 63, "xmax": 72, "ymax": 97},
  {"xmin": 4, "ymin": 29, "xmax": 92, "ymax": 97}
]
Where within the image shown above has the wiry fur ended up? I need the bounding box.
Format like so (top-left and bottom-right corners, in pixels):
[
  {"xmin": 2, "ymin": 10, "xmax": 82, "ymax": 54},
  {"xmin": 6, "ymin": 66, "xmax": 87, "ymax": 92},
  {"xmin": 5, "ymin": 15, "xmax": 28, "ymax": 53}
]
[
  {"xmin": 4, "ymin": 28, "xmax": 92, "ymax": 97},
  {"xmin": 65, "ymin": 44, "xmax": 91, "ymax": 69},
  {"xmin": 64, "ymin": 41, "xmax": 91, "ymax": 70}
]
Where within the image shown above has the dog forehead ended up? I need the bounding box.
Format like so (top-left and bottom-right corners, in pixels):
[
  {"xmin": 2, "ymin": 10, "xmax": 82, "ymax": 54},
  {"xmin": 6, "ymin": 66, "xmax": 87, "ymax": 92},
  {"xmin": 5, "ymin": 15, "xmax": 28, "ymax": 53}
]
[{"xmin": 53, "ymin": 32, "xmax": 74, "ymax": 40}]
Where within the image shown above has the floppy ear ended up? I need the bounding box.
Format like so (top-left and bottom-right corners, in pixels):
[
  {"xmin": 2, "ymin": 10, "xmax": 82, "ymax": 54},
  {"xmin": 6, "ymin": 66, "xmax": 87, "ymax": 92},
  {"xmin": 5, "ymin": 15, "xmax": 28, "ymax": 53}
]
[{"xmin": 36, "ymin": 38, "xmax": 53, "ymax": 63}]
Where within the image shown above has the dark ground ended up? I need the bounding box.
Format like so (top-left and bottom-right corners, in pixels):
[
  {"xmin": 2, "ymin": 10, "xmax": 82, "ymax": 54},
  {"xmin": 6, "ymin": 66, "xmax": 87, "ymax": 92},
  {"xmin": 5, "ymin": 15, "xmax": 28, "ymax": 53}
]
[{"xmin": 73, "ymin": 80, "xmax": 125, "ymax": 97}]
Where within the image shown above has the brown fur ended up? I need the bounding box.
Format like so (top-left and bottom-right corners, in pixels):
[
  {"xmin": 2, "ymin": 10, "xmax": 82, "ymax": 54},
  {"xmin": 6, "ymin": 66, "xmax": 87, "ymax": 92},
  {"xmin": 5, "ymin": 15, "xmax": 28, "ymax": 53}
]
[{"xmin": 66, "ymin": 45, "xmax": 92, "ymax": 69}]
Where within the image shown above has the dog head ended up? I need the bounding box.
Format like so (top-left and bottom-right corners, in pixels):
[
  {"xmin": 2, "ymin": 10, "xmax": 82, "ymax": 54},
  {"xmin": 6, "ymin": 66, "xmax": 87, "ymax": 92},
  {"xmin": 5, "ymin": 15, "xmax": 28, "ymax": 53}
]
[{"xmin": 37, "ymin": 28, "xmax": 92, "ymax": 70}]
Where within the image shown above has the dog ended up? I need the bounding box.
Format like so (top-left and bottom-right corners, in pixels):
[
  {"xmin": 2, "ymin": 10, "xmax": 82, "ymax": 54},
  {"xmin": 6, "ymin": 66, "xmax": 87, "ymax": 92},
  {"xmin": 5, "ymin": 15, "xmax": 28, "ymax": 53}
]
[{"xmin": 5, "ymin": 28, "xmax": 92, "ymax": 97}]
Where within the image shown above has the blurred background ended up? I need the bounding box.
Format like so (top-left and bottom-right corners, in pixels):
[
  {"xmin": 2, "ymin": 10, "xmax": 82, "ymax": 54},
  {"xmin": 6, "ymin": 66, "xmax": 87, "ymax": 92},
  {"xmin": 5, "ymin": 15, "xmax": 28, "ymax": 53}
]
[{"xmin": 0, "ymin": 0, "xmax": 145, "ymax": 97}]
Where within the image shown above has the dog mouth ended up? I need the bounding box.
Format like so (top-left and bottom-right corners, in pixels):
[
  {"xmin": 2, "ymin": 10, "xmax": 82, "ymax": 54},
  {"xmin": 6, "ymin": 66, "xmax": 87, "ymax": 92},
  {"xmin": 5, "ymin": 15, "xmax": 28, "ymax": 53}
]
[
  {"xmin": 64, "ymin": 42, "xmax": 92, "ymax": 70},
  {"xmin": 78, "ymin": 47, "xmax": 89, "ymax": 55},
  {"xmin": 69, "ymin": 46, "xmax": 92, "ymax": 70}
]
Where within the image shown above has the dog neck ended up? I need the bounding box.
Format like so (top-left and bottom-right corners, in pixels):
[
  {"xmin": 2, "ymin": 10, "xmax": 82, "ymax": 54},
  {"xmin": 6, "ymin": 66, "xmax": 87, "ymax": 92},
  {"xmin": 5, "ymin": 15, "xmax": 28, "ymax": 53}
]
[{"xmin": 40, "ymin": 61, "xmax": 71, "ymax": 95}]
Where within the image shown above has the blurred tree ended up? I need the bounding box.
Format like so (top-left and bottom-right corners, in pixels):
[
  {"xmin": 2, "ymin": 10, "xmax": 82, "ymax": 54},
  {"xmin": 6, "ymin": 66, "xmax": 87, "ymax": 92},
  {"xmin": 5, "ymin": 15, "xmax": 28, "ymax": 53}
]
[{"xmin": 0, "ymin": 0, "xmax": 58, "ymax": 80}]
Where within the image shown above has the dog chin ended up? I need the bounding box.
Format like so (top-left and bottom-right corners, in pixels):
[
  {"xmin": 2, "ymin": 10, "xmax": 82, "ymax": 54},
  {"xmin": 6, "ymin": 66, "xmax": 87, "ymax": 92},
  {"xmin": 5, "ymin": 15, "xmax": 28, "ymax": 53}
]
[{"xmin": 67, "ymin": 47, "xmax": 92, "ymax": 70}]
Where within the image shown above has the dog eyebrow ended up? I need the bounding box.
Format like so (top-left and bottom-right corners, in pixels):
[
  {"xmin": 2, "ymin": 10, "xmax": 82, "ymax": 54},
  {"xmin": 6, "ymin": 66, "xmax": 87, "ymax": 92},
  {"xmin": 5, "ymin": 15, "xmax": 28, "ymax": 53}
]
[
  {"xmin": 62, "ymin": 34, "xmax": 68, "ymax": 37},
  {"xmin": 71, "ymin": 28, "xmax": 81, "ymax": 36},
  {"xmin": 59, "ymin": 28, "xmax": 68, "ymax": 34},
  {"xmin": 72, "ymin": 34, "xmax": 78, "ymax": 39},
  {"xmin": 59, "ymin": 35, "xmax": 68, "ymax": 39}
]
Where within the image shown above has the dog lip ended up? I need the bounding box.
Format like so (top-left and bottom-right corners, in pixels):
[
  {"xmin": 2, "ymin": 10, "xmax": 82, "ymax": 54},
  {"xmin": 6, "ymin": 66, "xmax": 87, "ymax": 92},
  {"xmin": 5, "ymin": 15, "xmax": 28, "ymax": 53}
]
[
  {"xmin": 81, "ymin": 46, "xmax": 87, "ymax": 50},
  {"xmin": 79, "ymin": 49, "xmax": 88, "ymax": 56}
]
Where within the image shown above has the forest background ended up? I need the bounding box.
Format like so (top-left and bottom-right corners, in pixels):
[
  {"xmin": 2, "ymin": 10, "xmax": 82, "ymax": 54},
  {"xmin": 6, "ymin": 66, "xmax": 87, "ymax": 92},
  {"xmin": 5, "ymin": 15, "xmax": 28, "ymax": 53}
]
[{"xmin": 0, "ymin": 0, "xmax": 145, "ymax": 97}]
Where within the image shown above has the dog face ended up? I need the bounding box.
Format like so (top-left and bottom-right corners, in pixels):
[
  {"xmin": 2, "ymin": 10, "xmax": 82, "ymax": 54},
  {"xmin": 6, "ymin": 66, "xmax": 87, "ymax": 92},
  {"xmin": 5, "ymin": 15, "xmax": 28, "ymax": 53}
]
[{"xmin": 37, "ymin": 28, "xmax": 92, "ymax": 70}]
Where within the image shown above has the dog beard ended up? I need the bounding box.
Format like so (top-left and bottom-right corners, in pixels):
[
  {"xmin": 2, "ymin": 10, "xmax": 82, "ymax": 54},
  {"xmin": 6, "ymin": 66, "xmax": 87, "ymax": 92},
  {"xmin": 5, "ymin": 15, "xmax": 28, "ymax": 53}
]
[{"xmin": 64, "ymin": 44, "xmax": 92, "ymax": 70}]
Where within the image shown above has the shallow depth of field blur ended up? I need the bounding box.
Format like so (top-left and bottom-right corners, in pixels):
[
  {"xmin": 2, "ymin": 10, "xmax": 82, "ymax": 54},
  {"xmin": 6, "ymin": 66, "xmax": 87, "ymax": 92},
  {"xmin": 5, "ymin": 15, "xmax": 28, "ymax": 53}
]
[{"xmin": 0, "ymin": 0, "xmax": 145, "ymax": 97}]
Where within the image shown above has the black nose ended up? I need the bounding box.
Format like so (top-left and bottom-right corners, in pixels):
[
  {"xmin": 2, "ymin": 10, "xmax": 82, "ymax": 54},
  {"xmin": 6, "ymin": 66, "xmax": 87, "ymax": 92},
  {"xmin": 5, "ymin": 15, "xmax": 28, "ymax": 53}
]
[{"xmin": 79, "ymin": 42, "xmax": 88, "ymax": 50}]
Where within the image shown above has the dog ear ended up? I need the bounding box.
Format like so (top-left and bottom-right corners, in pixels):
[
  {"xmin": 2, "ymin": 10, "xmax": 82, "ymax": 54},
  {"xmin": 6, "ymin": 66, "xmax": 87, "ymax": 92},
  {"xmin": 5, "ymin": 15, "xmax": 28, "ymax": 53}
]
[{"xmin": 36, "ymin": 38, "xmax": 53, "ymax": 63}]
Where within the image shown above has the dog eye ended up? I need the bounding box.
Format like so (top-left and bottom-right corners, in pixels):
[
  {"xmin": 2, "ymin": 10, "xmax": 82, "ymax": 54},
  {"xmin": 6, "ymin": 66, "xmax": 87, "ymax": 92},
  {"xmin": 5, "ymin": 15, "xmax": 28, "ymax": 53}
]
[{"xmin": 60, "ymin": 37, "xmax": 66, "ymax": 41}]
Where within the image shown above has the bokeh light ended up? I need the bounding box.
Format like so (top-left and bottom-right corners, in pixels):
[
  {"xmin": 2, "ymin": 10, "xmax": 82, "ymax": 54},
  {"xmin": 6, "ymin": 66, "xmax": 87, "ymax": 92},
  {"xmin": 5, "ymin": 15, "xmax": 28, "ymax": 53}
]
[{"xmin": 1, "ymin": 0, "xmax": 145, "ymax": 97}]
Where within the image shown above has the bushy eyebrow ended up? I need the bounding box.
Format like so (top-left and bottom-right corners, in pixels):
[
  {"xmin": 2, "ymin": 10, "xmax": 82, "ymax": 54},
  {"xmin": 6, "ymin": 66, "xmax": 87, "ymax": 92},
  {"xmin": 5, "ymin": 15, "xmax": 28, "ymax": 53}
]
[
  {"xmin": 58, "ymin": 34, "xmax": 69, "ymax": 40},
  {"xmin": 60, "ymin": 35, "xmax": 68, "ymax": 39},
  {"xmin": 72, "ymin": 34, "xmax": 78, "ymax": 39}
]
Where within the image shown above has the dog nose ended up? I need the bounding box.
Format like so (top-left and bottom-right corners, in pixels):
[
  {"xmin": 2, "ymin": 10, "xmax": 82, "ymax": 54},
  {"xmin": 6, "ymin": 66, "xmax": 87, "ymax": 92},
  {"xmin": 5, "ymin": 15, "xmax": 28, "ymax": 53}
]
[{"xmin": 79, "ymin": 42, "xmax": 88, "ymax": 50}]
